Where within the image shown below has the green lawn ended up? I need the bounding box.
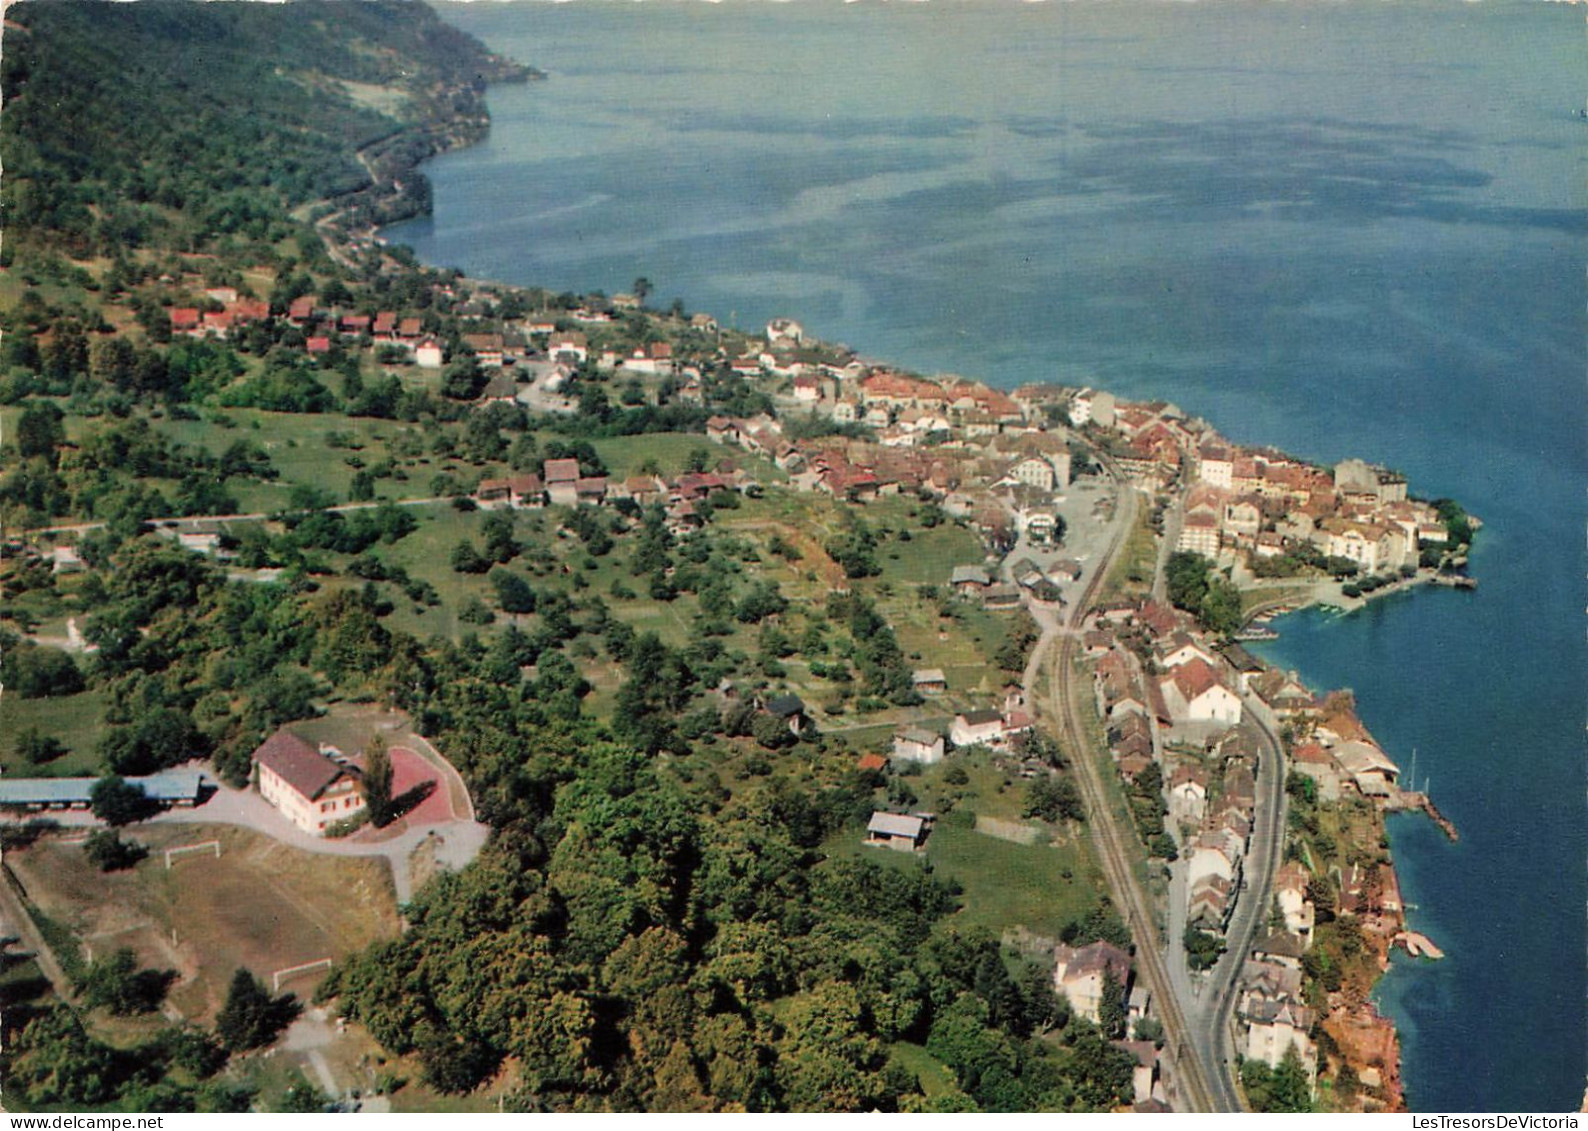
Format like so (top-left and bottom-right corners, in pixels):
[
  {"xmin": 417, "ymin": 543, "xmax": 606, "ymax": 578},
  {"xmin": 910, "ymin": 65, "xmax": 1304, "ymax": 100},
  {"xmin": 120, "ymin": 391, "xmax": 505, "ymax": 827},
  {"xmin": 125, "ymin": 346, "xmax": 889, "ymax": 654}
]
[
  {"xmin": 926, "ymin": 822, "xmax": 1101, "ymax": 938},
  {"xmin": 0, "ymin": 689, "xmax": 107, "ymax": 777},
  {"xmin": 889, "ymin": 1041, "xmax": 961, "ymax": 1099},
  {"xmin": 873, "ymin": 517, "xmax": 986, "ymax": 588},
  {"xmin": 589, "ymin": 433, "xmax": 715, "ymax": 479}
]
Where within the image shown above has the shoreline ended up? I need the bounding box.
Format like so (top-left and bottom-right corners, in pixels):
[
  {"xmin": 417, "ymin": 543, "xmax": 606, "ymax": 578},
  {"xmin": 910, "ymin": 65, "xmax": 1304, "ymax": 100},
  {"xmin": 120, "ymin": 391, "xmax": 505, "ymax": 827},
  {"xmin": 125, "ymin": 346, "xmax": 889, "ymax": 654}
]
[{"xmin": 313, "ymin": 51, "xmax": 1466, "ymax": 1118}]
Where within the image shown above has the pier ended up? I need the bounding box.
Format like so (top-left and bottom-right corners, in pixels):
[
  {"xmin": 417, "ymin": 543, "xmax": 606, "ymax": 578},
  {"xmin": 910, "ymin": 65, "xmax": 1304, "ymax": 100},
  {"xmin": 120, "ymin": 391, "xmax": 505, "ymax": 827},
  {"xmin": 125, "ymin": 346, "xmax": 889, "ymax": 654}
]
[
  {"xmin": 1384, "ymin": 789, "xmax": 1460, "ymax": 841},
  {"xmin": 1393, "ymin": 931, "xmax": 1446, "ymax": 960}
]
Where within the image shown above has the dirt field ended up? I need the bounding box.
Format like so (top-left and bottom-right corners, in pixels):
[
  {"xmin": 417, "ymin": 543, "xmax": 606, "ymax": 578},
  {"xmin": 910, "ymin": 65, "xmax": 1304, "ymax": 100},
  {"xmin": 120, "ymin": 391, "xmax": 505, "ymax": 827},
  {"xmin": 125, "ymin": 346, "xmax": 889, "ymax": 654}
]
[{"xmin": 7, "ymin": 823, "xmax": 401, "ymax": 1022}]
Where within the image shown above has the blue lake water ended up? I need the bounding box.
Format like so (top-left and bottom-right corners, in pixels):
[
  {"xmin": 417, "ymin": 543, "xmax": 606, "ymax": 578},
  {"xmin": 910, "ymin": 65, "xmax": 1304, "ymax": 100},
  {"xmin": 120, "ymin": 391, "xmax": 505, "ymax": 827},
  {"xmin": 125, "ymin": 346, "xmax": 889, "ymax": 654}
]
[{"xmin": 389, "ymin": 1, "xmax": 1586, "ymax": 1110}]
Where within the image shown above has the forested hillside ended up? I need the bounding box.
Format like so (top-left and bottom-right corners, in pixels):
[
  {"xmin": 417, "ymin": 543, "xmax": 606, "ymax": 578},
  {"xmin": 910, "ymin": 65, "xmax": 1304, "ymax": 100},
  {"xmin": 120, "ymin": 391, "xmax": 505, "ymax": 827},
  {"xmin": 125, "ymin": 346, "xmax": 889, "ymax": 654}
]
[
  {"xmin": 1, "ymin": 0, "xmax": 532, "ymax": 259},
  {"xmin": 0, "ymin": 2, "xmax": 1140, "ymax": 1113}
]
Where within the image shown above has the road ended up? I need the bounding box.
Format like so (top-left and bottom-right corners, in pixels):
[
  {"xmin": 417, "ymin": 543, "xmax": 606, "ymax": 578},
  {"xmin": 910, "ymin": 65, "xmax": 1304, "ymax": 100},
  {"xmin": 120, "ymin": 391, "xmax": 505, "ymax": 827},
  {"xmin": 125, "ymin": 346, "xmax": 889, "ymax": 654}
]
[
  {"xmin": 22, "ymin": 494, "xmax": 454, "ymax": 539},
  {"xmin": 1185, "ymin": 700, "xmax": 1288, "ymax": 1097}
]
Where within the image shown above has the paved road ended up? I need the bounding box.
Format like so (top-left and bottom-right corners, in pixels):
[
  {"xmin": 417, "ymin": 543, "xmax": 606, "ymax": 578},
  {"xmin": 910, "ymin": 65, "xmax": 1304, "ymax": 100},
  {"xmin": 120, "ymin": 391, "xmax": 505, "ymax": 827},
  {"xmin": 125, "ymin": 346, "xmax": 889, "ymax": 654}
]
[
  {"xmin": 24, "ymin": 494, "xmax": 454, "ymax": 539},
  {"xmin": 1186, "ymin": 703, "xmax": 1289, "ymax": 1095}
]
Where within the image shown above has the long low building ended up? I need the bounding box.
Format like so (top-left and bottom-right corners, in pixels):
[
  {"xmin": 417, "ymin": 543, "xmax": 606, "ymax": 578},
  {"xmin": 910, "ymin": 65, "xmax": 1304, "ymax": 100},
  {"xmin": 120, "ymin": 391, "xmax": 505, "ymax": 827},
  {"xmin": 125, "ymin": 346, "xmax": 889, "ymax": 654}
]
[{"xmin": 0, "ymin": 771, "xmax": 208, "ymax": 812}]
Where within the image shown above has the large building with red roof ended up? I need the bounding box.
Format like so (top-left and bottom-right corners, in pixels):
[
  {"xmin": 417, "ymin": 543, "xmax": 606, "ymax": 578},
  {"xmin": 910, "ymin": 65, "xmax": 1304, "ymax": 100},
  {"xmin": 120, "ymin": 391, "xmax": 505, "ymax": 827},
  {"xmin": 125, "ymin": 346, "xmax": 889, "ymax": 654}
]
[{"xmin": 253, "ymin": 729, "xmax": 364, "ymax": 835}]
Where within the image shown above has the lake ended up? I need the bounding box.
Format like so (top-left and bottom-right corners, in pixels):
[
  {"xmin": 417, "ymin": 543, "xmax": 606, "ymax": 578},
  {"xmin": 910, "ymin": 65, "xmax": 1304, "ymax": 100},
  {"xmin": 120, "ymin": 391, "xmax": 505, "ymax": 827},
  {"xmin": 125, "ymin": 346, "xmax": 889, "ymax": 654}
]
[{"xmin": 388, "ymin": 0, "xmax": 1587, "ymax": 1111}]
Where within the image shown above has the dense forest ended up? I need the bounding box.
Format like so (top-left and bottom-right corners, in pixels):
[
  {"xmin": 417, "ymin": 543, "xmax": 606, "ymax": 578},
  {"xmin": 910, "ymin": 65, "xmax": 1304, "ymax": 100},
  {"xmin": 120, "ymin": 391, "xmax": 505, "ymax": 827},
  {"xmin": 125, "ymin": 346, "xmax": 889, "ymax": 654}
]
[
  {"xmin": 0, "ymin": 1, "xmax": 1143, "ymax": 1112},
  {"xmin": 2, "ymin": 0, "xmax": 532, "ymax": 261}
]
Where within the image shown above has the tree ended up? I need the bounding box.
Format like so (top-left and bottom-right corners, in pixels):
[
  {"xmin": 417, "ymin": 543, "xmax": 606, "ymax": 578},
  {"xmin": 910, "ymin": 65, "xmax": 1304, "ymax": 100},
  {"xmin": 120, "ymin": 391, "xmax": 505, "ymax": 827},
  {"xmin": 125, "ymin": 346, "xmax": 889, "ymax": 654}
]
[
  {"xmin": 1023, "ymin": 774, "xmax": 1085, "ymax": 823},
  {"xmin": 16, "ymin": 401, "xmax": 66, "ymax": 463},
  {"xmin": 450, "ymin": 539, "xmax": 489, "ymax": 574},
  {"xmin": 78, "ymin": 947, "xmax": 173, "ymax": 1015},
  {"xmin": 1240, "ymin": 1046, "xmax": 1314, "ymax": 1113},
  {"xmin": 83, "ymin": 829, "xmax": 148, "ymax": 871},
  {"xmin": 277, "ymin": 1070, "xmax": 331, "ymax": 1113},
  {"xmin": 1133, "ymin": 1016, "xmax": 1165, "ymax": 1046},
  {"xmin": 1097, "ymin": 966, "xmax": 1127, "ymax": 1039},
  {"xmin": 1198, "ymin": 575, "xmax": 1243, "ymax": 638},
  {"xmin": 2, "ymin": 645, "xmax": 86, "ymax": 698},
  {"xmin": 632, "ymin": 276, "xmax": 653, "ymax": 305},
  {"xmin": 1183, "ymin": 926, "xmax": 1225, "ymax": 972},
  {"xmin": 89, "ymin": 776, "xmax": 158, "ymax": 826},
  {"xmin": 1164, "ymin": 551, "xmax": 1211, "ymax": 613},
  {"xmin": 441, "ymin": 356, "xmax": 485, "ymax": 400},
  {"xmin": 481, "ymin": 513, "xmax": 519, "ymax": 564},
  {"xmin": 214, "ymin": 968, "xmax": 300, "ymax": 1051},
  {"xmin": 364, "ymin": 736, "xmax": 393, "ymax": 827},
  {"xmin": 751, "ymin": 713, "xmax": 798, "ymax": 751},
  {"xmin": 17, "ymin": 726, "xmax": 67, "ymax": 765}
]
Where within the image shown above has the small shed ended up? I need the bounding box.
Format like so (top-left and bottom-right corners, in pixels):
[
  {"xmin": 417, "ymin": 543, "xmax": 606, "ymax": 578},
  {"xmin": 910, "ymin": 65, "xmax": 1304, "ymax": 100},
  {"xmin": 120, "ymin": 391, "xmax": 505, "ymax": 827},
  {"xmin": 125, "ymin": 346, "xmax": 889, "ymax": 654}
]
[
  {"xmin": 763, "ymin": 693, "xmax": 809, "ymax": 737},
  {"xmin": 866, "ymin": 811, "xmax": 933, "ymax": 852}
]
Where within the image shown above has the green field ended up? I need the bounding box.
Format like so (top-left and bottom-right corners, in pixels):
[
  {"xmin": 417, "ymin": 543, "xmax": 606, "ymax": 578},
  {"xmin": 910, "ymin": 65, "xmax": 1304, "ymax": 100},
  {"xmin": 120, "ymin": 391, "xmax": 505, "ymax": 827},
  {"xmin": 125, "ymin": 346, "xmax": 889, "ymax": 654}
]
[{"xmin": 0, "ymin": 689, "xmax": 108, "ymax": 777}]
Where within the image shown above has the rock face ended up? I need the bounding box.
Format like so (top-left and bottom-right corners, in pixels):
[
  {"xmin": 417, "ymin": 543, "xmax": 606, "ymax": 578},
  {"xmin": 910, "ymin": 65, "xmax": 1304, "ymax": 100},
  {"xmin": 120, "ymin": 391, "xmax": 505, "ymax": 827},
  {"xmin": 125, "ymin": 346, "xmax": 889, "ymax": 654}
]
[{"xmin": 1324, "ymin": 1001, "xmax": 1404, "ymax": 1112}]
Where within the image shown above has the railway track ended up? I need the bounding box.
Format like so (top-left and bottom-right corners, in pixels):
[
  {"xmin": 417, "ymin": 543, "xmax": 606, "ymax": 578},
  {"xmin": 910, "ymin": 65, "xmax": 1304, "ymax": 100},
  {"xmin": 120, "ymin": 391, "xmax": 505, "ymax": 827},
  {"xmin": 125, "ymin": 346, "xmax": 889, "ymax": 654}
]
[{"xmin": 1031, "ymin": 464, "xmax": 1235, "ymax": 1112}]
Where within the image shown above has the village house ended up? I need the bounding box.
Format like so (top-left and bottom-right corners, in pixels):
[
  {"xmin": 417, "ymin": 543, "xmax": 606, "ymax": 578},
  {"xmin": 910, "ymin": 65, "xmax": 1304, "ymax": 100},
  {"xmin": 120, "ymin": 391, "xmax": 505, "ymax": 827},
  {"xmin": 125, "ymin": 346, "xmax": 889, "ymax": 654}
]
[
  {"xmin": 1332, "ymin": 740, "xmax": 1400, "ymax": 799},
  {"xmin": 999, "ymin": 454, "xmax": 1063, "ymax": 492},
  {"xmin": 1316, "ymin": 516, "xmax": 1410, "ymax": 575},
  {"xmin": 1114, "ymin": 1041, "xmax": 1161, "ymax": 1106},
  {"xmin": 550, "ymin": 330, "xmax": 588, "ymax": 365},
  {"xmin": 1217, "ymin": 641, "xmax": 1266, "ymax": 695},
  {"xmin": 950, "ymin": 708, "xmax": 1005, "ymax": 749},
  {"xmin": 50, "ymin": 545, "xmax": 85, "ymax": 575},
  {"xmin": 950, "ymin": 564, "xmax": 992, "ymax": 595},
  {"xmin": 287, "ymin": 296, "xmax": 318, "ymax": 326},
  {"xmin": 1177, "ymin": 512, "xmax": 1221, "ymax": 558},
  {"xmin": 911, "ymin": 668, "xmax": 948, "ymax": 696},
  {"xmin": 765, "ymin": 317, "xmax": 804, "ymax": 348},
  {"xmin": 892, "ymin": 727, "xmax": 946, "ymax": 765},
  {"xmin": 1159, "ymin": 658, "xmax": 1243, "ymax": 726},
  {"xmin": 170, "ymin": 307, "xmax": 202, "ymax": 336},
  {"xmin": 415, "ymin": 339, "xmax": 444, "ymax": 369},
  {"xmin": 1239, "ymin": 961, "xmax": 1318, "ymax": 1082},
  {"xmin": 252, "ymin": 729, "xmax": 365, "ymax": 836},
  {"xmin": 543, "ymin": 458, "xmax": 583, "ymax": 506},
  {"xmin": 1288, "ymin": 742, "xmax": 1342, "ymax": 802},
  {"xmin": 1198, "ymin": 444, "xmax": 1235, "ymax": 488},
  {"xmin": 1274, "ymin": 862, "xmax": 1316, "ymax": 949},
  {"xmin": 1188, "ymin": 871, "xmax": 1235, "ymax": 932},
  {"xmin": 981, "ymin": 582, "xmax": 1023, "ymax": 611},
  {"xmin": 1167, "ymin": 763, "xmax": 1209, "ymax": 827},
  {"xmin": 463, "ymin": 332, "xmax": 506, "ymax": 368},
  {"xmin": 474, "ymin": 474, "xmax": 544, "ymax": 509},
  {"xmin": 1052, "ymin": 941, "xmax": 1133, "ymax": 1025},
  {"xmin": 1156, "ymin": 631, "xmax": 1219, "ymax": 673}
]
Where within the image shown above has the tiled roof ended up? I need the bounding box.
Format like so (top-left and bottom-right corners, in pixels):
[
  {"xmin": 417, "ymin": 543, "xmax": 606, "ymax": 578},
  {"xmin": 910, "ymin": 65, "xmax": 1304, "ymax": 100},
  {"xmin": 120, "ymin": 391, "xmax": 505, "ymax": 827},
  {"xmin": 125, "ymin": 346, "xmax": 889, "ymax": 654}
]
[{"xmin": 253, "ymin": 730, "xmax": 346, "ymax": 801}]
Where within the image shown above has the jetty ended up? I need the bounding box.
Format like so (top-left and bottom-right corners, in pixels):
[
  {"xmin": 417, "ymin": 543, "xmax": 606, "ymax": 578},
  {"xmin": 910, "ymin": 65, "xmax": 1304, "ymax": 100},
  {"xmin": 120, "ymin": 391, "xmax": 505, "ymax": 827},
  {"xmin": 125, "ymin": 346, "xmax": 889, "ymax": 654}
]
[
  {"xmin": 1393, "ymin": 931, "xmax": 1445, "ymax": 960},
  {"xmin": 1385, "ymin": 789, "xmax": 1459, "ymax": 842}
]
